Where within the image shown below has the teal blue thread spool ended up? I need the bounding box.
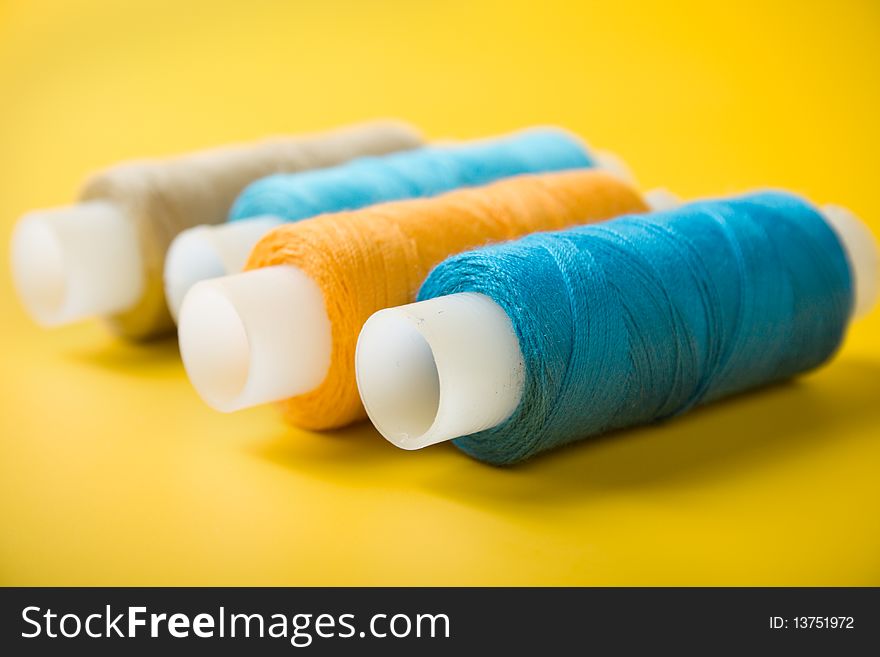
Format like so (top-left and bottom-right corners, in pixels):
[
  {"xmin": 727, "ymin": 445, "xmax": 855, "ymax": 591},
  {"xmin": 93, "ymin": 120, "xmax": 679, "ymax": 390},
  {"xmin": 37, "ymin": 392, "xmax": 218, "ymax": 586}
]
[{"xmin": 356, "ymin": 193, "xmax": 877, "ymax": 464}]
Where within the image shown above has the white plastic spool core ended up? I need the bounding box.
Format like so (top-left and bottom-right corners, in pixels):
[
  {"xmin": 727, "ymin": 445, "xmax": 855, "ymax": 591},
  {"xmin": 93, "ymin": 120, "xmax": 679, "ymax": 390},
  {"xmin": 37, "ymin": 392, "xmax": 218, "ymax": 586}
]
[
  {"xmin": 355, "ymin": 205, "xmax": 878, "ymax": 450},
  {"xmin": 593, "ymin": 149, "xmax": 637, "ymax": 187},
  {"xmin": 10, "ymin": 201, "xmax": 144, "ymax": 326},
  {"xmin": 821, "ymin": 204, "xmax": 878, "ymax": 319},
  {"xmin": 643, "ymin": 188, "xmax": 681, "ymax": 211},
  {"xmin": 177, "ymin": 265, "xmax": 332, "ymax": 412},
  {"xmin": 356, "ymin": 292, "xmax": 525, "ymax": 449},
  {"xmin": 164, "ymin": 216, "xmax": 284, "ymax": 322}
]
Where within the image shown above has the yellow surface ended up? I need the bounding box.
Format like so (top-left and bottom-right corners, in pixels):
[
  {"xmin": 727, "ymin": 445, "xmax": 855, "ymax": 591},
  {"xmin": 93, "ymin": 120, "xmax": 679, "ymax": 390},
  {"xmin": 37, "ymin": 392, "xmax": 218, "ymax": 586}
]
[{"xmin": 1, "ymin": 0, "xmax": 879, "ymax": 586}]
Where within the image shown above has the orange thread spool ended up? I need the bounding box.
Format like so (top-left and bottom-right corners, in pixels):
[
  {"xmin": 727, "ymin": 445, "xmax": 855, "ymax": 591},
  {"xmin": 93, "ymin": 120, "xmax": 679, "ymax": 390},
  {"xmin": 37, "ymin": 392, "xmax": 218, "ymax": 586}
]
[{"xmin": 246, "ymin": 169, "xmax": 648, "ymax": 429}]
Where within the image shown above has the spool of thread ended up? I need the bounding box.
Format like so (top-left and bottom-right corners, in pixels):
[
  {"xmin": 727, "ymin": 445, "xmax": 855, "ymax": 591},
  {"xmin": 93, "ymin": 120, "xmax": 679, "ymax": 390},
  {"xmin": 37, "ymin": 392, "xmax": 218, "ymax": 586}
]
[
  {"xmin": 356, "ymin": 193, "xmax": 879, "ymax": 464},
  {"xmin": 177, "ymin": 169, "xmax": 649, "ymax": 429},
  {"xmin": 163, "ymin": 127, "xmax": 616, "ymax": 321},
  {"xmin": 10, "ymin": 120, "xmax": 423, "ymax": 339}
]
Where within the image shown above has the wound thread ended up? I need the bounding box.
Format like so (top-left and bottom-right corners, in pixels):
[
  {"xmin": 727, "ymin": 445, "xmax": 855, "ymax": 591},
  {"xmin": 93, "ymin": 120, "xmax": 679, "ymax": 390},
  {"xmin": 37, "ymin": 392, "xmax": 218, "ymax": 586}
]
[
  {"xmin": 80, "ymin": 120, "xmax": 423, "ymax": 339},
  {"xmin": 418, "ymin": 192, "xmax": 854, "ymax": 464},
  {"xmin": 246, "ymin": 169, "xmax": 648, "ymax": 430},
  {"xmin": 229, "ymin": 128, "xmax": 594, "ymax": 223}
]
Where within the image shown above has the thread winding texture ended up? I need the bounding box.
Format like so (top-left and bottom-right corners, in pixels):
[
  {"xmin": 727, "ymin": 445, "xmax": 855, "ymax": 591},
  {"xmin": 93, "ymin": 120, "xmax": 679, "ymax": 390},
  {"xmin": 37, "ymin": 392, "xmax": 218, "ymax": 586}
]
[
  {"xmin": 229, "ymin": 128, "xmax": 594, "ymax": 223},
  {"xmin": 246, "ymin": 170, "xmax": 648, "ymax": 429},
  {"xmin": 418, "ymin": 192, "xmax": 853, "ymax": 464},
  {"xmin": 79, "ymin": 120, "xmax": 422, "ymax": 339}
]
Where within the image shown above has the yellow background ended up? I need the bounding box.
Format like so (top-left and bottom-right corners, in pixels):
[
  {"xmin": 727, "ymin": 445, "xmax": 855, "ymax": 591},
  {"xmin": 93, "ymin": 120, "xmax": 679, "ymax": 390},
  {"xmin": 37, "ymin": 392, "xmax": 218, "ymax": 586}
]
[{"xmin": 1, "ymin": 0, "xmax": 879, "ymax": 585}]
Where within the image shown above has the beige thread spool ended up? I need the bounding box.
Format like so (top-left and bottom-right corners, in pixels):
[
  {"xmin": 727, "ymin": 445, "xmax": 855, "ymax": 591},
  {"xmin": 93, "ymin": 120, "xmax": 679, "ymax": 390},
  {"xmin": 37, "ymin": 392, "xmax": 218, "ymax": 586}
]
[{"xmin": 10, "ymin": 120, "xmax": 423, "ymax": 339}]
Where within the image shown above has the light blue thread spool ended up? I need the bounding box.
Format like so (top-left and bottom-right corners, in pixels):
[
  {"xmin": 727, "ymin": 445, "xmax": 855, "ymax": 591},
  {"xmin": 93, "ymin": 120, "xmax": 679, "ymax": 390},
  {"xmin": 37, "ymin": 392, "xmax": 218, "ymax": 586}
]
[
  {"xmin": 230, "ymin": 127, "xmax": 597, "ymax": 223},
  {"xmin": 164, "ymin": 128, "xmax": 601, "ymax": 320}
]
